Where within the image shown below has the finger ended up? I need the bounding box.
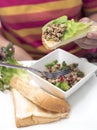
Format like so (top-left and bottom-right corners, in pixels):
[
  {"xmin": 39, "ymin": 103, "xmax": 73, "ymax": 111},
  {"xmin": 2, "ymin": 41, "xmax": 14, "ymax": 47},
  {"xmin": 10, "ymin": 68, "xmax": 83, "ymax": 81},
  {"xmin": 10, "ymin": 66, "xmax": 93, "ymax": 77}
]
[
  {"xmin": 79, "ymin": 17, "xmax": 91, "ymax": 24},
  {"xmin": 77, "ymin": 37, "xmax": 97, "ymax": 46},
  {"xmin": 75, "ymin": 38, "xmax": 97, "ymax": 49},
  {"xmin": 76, "ymin": 42, "xmax": 96, "ymax": 49},
  {"xmin": 74, "ymin": 37, "xmax": 86, "ymax": 44},
  {"xmin": 87, "ymin": 31, "xmax": 97, "ymax": 39},
  {"xmin": 76, "ymin": 43, "xmax": 92, "ymax": 49}
]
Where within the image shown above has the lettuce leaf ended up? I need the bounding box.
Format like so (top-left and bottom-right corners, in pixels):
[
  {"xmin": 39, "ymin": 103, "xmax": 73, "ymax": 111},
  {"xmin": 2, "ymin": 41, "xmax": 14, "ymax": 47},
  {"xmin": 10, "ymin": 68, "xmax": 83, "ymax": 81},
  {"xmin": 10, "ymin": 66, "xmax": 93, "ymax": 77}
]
[
  {"xmin": 0, "ymin": 44, "xmax": 29, "ymax": 91},
  {"xmin": 42, "ymin": 16, "xmax": 68, "ymax": 31},
  {"xmin": 63, "ymin": 19, "xmax": 92, "ymax": 40}
]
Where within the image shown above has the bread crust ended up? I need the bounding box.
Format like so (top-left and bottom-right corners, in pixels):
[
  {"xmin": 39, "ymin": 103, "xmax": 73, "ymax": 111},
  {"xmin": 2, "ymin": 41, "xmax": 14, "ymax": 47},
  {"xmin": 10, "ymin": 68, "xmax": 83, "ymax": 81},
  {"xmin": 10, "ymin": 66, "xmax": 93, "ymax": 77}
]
[
  {"xmin": 15, "ymin": 113, "xmax": 68, "ymax": 127},
  {"xmin": 12, "ymin": 89, "xmax": 68, "ymax": 127},
  {"xmin": 42, "ymin": 32, "xmax": 88, "ymax": 50},
  {"xmin": 10, "ymin": 77, "xmax": 70, "ymax": 113}
]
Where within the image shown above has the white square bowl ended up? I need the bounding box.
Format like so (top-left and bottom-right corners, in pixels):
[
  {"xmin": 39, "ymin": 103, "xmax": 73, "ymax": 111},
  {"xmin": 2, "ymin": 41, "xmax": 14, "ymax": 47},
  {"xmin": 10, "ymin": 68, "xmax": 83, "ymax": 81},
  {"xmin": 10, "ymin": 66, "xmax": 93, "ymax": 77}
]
[{"xmin": 28, "ymin": 49, "xmax": 97, "ymax": 99}]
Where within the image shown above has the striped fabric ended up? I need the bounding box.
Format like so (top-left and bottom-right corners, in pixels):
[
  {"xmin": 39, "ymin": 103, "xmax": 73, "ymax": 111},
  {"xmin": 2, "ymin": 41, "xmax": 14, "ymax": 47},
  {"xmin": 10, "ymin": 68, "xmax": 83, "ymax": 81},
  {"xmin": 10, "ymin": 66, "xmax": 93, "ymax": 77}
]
[
  {"xmin": 83, "ymin": 0, "xmax": 97, "ymax": 16},
  {"xmin": 0, "ymin": 0, "xmax": 97, "ymax": 60}
]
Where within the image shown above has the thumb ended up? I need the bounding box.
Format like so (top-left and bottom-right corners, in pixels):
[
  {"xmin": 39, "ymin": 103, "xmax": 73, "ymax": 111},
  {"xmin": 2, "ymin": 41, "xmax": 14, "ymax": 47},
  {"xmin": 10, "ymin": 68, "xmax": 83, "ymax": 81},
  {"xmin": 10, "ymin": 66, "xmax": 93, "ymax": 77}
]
[{"xmin": 79, "ymin": 17, "xmax": 91, "ymax": 24}]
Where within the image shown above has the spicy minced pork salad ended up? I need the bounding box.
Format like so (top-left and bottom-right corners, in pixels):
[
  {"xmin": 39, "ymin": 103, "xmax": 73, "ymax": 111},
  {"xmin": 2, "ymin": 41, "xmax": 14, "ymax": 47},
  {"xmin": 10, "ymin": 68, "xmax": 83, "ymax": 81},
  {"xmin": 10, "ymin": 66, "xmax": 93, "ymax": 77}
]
[{"xmin": 41, "ymin": 60, "xmax": 85, "ymax": 92}]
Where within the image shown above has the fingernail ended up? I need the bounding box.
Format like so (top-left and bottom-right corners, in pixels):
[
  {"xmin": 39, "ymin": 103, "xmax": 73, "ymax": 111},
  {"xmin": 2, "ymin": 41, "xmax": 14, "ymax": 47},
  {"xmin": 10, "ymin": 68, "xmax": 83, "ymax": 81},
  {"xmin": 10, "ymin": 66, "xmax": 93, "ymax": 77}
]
[
  {"xmin": 87, "ymin": 33, "xmax": 93, "ymax": 38},
  {"xmin": 87, "ymin": 32, "xmax": 97, "ymax": 39}
]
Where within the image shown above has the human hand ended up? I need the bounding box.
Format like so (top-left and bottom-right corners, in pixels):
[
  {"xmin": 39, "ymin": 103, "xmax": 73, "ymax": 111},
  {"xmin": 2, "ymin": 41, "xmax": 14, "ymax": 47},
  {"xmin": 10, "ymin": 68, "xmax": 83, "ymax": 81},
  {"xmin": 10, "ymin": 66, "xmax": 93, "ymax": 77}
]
[{"xmin": 75, "ymin": 17, "xmax": 97, "ymax": 49}]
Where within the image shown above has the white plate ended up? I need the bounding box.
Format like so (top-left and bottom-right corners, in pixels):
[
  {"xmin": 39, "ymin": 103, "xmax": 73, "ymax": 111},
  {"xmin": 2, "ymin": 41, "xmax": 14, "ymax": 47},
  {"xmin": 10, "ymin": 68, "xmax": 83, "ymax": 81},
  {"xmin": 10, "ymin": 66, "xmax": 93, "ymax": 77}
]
[
  {"xmin": 27, "ymin": 49, "xmax": 97, "ymax": 98},
  {"xmin": 0, "ymin": 65, "xmax": 97, "ymax": 130}
]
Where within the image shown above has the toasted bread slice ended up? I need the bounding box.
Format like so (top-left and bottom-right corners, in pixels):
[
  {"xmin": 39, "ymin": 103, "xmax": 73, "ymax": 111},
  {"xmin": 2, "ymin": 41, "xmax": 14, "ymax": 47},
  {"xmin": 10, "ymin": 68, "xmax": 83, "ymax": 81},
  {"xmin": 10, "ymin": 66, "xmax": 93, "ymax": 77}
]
[
  {"xmin": 42, "ymin": 31, "xmax": 88, "ymax": 50},
  {"xmin": 42, "ymin": 16, "xmax": 93, "ymax": 50},
  {"xmin": 12, "ymin": 88, "xmax": 69, "ymax": 127},
  {"xmin": 10, "ymin": 76, "xmax": 70, "ymax": 113}
]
